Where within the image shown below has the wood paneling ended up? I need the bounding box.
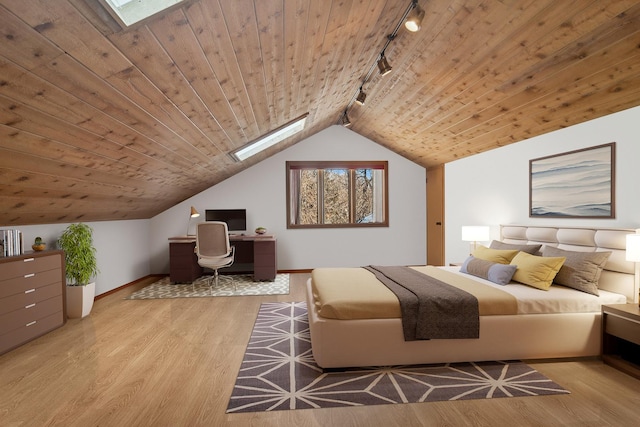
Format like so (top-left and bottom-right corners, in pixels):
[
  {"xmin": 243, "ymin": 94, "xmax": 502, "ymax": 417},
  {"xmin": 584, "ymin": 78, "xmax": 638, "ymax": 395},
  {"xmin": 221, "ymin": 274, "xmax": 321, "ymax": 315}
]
[{"xmin": 1, "ymin": 0, "xmax": 639, "ymax": 225}]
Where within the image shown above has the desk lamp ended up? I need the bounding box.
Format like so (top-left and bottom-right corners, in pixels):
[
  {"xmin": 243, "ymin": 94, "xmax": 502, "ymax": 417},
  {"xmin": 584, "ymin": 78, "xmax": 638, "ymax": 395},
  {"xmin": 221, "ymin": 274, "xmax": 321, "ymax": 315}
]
[{"xmin": 186, "ymin": 206, "xmax": 200, "ymax": 236}]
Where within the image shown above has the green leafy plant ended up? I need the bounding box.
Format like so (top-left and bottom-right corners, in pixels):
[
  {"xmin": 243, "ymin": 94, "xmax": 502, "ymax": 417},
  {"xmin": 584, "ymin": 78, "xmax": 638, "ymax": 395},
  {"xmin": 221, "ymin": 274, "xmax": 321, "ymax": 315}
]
[
  {"xmin": 58, "ymin": 223, "xmax": 99, "ymax": 286},
  {"xmin": 34, "ymin": 236, "xmax": 43, "ymax": 245}
]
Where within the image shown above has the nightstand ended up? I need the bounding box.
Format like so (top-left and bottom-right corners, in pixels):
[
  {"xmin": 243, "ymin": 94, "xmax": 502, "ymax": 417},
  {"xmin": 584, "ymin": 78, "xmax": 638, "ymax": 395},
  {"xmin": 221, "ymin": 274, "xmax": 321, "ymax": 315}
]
[{"xmin": 601, "ymin": 304, "xmax": 640, "ymax": 379}]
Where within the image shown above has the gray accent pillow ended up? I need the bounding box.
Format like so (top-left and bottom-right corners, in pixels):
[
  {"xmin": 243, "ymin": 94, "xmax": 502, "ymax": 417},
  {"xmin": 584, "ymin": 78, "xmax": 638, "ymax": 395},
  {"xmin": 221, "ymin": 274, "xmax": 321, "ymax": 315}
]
[
  {"xmin": 490, "ymin": 240, "xmax": 542, "ymax": 255},
  {"xmin": 461, "ymin": 256, "xmax": 517, "ymax": 286},
  {"xmin": 541, "ymin": 246, "xmax": 611, "ymax": 296}
]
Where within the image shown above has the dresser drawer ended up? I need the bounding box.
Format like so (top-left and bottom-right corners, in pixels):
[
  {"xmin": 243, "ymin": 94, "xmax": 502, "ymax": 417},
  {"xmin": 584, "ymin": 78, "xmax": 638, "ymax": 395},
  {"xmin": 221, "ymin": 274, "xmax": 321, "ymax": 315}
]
[
  {"xmin": 0, "ymin": 311, "xmax": 64, "ymax": 354},
  {"xmin": 0, "ymin": 294, "xmax": 63, "ymax": 335},
  {"xmin": 0, "ymin": 268, "xmax": 63, "ymax": 299},
  {"xmin": 0, "ymin": 282, "xmax": 62, "ymax": 314},
  {"xmin": 0, "ymin": 253, "xmax": 62, "ymax": 280}
]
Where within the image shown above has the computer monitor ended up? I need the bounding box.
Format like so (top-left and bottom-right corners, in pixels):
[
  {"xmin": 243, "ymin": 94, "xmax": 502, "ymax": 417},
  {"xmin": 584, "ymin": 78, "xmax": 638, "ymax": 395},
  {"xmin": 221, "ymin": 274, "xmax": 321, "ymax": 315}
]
[{"xmin": 205, "ymin": 209, "xmax": 247, "ymax": 232}]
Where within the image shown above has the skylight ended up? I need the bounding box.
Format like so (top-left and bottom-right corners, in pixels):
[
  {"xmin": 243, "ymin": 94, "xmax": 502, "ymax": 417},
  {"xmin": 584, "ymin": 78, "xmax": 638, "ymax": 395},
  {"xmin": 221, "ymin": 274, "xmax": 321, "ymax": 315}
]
[
  {"xmin": 232, "ymin": 114, "xmax": 309, "ymax": 162},
  {"xmin": 101, "ymin": 0, "xmax": 186, "ymax": 27}
]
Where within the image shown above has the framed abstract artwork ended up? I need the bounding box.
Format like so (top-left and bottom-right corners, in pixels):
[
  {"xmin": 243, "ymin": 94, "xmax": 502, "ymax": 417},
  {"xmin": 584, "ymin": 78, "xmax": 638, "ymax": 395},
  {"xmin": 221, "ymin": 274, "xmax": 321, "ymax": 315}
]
[{"xmin": 530, "ymin": 142, "xmax": 615, "ymax": 218}]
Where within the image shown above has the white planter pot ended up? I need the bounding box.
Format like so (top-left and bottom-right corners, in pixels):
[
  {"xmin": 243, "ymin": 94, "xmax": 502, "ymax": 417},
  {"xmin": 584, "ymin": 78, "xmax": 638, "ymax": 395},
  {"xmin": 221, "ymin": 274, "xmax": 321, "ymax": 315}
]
[{"xmin": 66, "ymin": 282, "xmax": 95, "ymax": 319}]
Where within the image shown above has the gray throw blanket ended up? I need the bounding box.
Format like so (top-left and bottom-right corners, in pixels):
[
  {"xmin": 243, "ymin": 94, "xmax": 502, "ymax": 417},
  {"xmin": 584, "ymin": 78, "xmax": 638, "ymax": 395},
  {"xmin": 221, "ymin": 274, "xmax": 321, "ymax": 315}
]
[{"xmin": 364, "ymin": 266, "xmax": 479, "ymax": 341}]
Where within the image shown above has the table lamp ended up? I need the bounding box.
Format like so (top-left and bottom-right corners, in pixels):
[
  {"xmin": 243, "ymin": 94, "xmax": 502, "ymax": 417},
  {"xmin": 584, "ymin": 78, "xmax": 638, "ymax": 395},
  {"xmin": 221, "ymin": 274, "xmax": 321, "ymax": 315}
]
[
  {"xmin": 625, "ymin": 233, "xmax": 640, "ymax": 305},
  {"xmin": 461, "ymin": 226, "xmax": 490, "ymax": 253},
  {"xmin": 186, "ymin": 206, "xmax": 200, "ymax": 236}
]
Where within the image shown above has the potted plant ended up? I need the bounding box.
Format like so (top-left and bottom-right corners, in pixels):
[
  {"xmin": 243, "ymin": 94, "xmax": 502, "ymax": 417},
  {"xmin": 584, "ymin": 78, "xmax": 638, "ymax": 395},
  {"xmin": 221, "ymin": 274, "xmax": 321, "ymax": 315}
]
[
  {"xmin": 58, "ymin": 223, "xmax": 99, "ymax": 319},
  {"xmin": 32, "ymin": 236, "xmax": 46, "ymax": 251}
]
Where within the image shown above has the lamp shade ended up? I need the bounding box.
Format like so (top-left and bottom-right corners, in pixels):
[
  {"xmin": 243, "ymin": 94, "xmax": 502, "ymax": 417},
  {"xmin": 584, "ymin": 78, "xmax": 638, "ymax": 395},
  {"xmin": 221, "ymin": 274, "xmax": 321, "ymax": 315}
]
[
  {"xmin": 626, "ymin": 234, "xmax": 640, "ymax": 262},
  {"xmin": 190, "ymin": 206, "xmax": 200, "ymax": 218},
  {"xmin": 461, "ymin": 226, "xmax": 490, "ymax": 242}
]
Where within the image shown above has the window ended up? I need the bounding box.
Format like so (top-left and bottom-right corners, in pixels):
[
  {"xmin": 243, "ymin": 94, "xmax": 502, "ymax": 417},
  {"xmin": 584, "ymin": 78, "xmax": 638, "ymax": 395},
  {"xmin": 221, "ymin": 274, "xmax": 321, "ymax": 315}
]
[
  {"xmin": 100, "ymin": 0, "xmax": 187, "ymax": 27},
  {"xmin": 286, "ymin": 161, "xmax": 388, "ymax": 228}
]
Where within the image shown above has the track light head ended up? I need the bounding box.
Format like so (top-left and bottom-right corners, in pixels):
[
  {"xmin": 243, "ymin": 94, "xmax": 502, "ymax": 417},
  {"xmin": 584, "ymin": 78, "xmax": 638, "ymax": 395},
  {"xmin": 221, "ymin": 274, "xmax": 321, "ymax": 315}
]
[
  {"xmin": 341, "ymin": 111, "xmax": 352, "ymax": 127},
  {"xmin": 377, "ymin": 54, "xmax": 392, "ymax": 76},
  {"xmin": 405, "ymin": 3, "xmax": 425, "ymax": 32},
  {"xmin": 355, "ymin": 89, "xmax": 367, "ymax": 106}
]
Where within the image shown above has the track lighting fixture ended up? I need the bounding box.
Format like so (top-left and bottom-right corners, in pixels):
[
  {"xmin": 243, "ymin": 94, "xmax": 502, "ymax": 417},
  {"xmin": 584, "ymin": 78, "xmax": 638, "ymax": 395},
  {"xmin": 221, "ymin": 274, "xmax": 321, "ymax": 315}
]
[
  {"xmin": 377, "ymin": 53, "xmax": 392, "ymax": 76},
  {"xmin": 337, "ymin": 0, "xmax": 424, "ymax": 127},
  {"xmin": 355, "ymin": 88, "xmax": 367, "ymax": 105},
  {"xmin": 404, "ymin": 2, "xmax": 425, "ymax": 32},
  {"xmin": 341, "ymin": 111, "xmax": 352, "ymax": 127}
]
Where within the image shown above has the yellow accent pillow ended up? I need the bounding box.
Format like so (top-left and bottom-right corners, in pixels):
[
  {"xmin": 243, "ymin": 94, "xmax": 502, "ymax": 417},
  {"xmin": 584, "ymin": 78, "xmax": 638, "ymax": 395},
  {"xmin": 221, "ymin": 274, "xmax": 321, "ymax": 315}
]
[
  {"xmin": 472, "ymin": 245, "xmax": 519, "ymax": 264},
  {"xmin": 510, "ymin": 251, "xmax": 566, "ymax": 290}
]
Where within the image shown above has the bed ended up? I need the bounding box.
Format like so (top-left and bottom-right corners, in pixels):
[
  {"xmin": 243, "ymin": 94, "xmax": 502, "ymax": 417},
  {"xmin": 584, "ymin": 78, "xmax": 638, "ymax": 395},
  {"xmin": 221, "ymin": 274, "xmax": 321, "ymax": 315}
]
[{"xmin": 305, "ymin": 225, "xmax": 639, "ymax": 368}]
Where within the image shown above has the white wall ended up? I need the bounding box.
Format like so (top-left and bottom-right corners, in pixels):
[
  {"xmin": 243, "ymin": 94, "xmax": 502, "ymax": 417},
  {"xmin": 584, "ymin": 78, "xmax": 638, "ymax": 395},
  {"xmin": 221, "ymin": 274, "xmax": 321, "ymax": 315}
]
[
  {"xmin": 3, "ymin": 220, "xmax": 150, "ymax": 296},
  {"xmin": 149, "ymin": 125, "xmax": 427, "ymax": 273},
  {"xmin": 445, "ymin": 105, "xmax": 640, "ymax": 264}
]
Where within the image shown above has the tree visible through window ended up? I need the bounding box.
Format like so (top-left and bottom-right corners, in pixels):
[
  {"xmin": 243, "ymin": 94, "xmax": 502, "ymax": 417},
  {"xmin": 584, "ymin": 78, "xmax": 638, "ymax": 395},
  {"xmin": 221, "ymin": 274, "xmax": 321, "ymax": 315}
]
[{"xmin": 286, "ymin": 161, "xmax": 388, "ymax": 228}]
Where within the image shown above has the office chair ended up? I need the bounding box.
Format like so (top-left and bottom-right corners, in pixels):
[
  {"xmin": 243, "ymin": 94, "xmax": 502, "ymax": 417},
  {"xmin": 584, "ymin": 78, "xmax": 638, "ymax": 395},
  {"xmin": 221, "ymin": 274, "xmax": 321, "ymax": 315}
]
[{"xmin": 194, "ymin": 222, "xmax": 235, "ymax": 293}]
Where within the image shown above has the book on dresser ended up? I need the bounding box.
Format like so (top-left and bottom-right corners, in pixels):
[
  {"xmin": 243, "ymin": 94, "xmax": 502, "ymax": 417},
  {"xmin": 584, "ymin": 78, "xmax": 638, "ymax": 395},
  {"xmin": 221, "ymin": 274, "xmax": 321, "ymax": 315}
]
[{"xmin": 1, "ymin": 229, "xmax": 25, "ymax": 257}]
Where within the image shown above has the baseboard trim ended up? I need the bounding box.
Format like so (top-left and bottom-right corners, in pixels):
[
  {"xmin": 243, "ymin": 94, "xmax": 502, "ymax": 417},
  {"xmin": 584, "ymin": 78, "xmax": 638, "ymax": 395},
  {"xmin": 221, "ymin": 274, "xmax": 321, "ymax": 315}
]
[
  {"xmin": 95, "ymin": 274, "xmax": 166, "ymax": 300},
  {"xmin": 94, "ymin": 270, "xmax": 311, "ymax": 300}
]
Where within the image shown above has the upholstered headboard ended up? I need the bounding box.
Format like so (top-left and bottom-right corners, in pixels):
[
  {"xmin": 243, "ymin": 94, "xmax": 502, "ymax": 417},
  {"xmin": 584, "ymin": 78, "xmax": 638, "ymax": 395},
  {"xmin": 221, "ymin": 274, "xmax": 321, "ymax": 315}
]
[{"xmin": 500, "ymin": 225, "xmax": 640, "ymax": 303}]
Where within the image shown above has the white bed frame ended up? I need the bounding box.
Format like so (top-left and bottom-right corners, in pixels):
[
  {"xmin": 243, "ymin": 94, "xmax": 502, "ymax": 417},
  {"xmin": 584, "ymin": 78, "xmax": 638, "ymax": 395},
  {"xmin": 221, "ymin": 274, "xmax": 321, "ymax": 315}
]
[{"xmin": 306, "ymin": 225, "xmax": 639, "ymax": 368}]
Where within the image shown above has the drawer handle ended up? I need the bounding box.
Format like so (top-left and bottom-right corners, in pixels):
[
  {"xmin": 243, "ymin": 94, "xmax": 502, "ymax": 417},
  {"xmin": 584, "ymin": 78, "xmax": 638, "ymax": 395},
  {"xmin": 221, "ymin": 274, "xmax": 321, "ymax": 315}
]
[
  {"xmin": 25, "ymin": 303, "xmax": 36, "ymax": 309},
  {"xmin": 26, "ymin": 321, "xmax": 37, "ymax": 327},
  {"xmin": 25, "ymin": 288, "xmax": 36, "ymax": 294},
  {"xmin": 23, "ymin": 258, "xmax": 35, "ymax": 263},
  {"xmin": 24, "ymin": 273, "xmax": 35, "ymax": 278}
]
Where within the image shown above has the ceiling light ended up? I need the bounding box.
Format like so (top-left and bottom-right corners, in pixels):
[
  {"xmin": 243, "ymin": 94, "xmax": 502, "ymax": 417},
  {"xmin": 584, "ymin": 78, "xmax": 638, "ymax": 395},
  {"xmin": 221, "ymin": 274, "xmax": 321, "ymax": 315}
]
[
  {"xmin": 404, "ymin": 3, "xmax": 425, "ymax": 32},
  {"xmin": 231, "ymin": 113, "xmax": 308, "ymax": 161},
  {"xmin": 355, "ymin": 88, "xmax": 367, "ymax": 106},
  {"xmin": 377, "ymin": 54, "xmax": 392, "ymax": 76},
  {"xmin": 341, "ymin": 111, "xmax": 352, "ymax": 127}
]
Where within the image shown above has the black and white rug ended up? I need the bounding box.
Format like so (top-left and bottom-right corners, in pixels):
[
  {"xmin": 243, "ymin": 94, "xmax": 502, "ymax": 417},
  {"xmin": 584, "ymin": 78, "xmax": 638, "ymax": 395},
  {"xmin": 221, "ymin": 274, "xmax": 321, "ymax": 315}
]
[
  {"xmin": 125, "ymin": 274, "xmax": 289, "ymax": 299},
  {"xmin": 226, "ymin": 302, "xmax": 570, "ymax": 413}
]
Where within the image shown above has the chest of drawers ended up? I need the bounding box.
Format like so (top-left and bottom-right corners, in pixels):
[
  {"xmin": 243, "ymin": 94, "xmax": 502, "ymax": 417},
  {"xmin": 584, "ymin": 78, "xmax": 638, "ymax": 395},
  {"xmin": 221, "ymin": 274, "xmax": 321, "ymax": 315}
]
[{"xmin": 0, "ymin": 250, "xmax": 66, "ymax": 355}]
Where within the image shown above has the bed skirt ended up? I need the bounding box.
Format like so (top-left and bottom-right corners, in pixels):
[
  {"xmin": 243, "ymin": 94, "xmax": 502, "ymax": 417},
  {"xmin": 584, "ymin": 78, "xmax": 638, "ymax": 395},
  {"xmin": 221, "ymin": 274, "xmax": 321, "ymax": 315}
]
[{"xmin": 306, "ymin": 279, "xmax": 601, "ymax": 368}]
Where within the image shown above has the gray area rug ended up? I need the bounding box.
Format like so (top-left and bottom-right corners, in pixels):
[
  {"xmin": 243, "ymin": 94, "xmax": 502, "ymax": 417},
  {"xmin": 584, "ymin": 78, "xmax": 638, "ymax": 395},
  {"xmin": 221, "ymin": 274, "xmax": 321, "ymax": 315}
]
[
  {"xmin": 125, "ymin": 274, "xmax": 289, "ymax": 299},
  {"xmin": 227, "ymin": 302, "xmax": 570, "ymax": 413}
]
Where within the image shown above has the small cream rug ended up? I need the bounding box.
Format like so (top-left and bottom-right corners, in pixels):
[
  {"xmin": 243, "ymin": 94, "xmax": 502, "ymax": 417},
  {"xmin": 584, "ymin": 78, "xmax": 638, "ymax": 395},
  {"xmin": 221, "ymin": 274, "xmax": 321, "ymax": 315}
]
[{"xmin": 125, "ymin": 274, "xmax": 289, "ymax": 299}]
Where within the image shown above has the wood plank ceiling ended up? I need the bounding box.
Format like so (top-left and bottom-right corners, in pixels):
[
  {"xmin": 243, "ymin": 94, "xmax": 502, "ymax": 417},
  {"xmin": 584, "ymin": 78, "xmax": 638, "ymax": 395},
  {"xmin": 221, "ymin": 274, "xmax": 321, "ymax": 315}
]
[{"xmin": 1, "ymin": 0, "xmax": 639, "ymax": 225}]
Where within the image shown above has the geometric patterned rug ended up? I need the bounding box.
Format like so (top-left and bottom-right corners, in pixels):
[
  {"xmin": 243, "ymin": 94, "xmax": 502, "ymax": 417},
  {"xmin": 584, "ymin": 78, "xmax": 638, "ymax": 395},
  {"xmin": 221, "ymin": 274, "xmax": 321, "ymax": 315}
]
[
  {"xmin": 125, "ymin": 274, "xmax": 289, "ymax": 299},
  {"xmin": 226, "ymin": 302, "xmax": 570, "ymax": 413}
]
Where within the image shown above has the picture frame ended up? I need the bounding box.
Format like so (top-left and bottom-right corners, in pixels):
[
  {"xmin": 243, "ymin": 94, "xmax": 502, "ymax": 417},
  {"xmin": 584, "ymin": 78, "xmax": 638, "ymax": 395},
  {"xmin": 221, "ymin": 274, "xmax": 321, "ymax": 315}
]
[{"xmin": 529, "ymin": 142, "xmax": 615, "ymax": 218}]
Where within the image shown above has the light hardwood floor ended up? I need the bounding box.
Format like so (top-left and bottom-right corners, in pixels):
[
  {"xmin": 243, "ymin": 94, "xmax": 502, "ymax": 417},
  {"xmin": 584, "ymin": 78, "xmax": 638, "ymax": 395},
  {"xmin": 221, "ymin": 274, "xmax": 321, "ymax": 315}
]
[{"xmin": 1, "ymin": 273, "xmax": 639, "ymax": 427}]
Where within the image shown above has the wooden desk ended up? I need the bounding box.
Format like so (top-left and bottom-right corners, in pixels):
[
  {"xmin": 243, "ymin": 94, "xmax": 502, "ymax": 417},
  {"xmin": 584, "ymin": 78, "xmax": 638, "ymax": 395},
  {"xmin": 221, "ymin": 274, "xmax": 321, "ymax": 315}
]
[
  {"xmin": 168, "ymin": 234, "xmax": 277, "ymax": 283},
  {"xmin": 168, "ymin": 238, "xmax": 201, "ymax": 283}
]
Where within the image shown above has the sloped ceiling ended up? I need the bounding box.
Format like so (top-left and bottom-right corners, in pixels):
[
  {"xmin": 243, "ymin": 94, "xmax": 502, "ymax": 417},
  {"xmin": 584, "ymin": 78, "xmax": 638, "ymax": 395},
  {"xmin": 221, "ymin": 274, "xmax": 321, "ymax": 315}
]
[{"xmin": 1, "ymin": 0, "xmax": 639, "ymax": 225}]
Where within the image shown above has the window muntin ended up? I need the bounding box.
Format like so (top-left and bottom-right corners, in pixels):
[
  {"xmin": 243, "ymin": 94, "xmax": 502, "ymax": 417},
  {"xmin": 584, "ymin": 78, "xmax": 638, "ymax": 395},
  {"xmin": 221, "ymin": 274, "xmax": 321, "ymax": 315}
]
[{"xmin": 286, "ymin": 161, "xmax": 388, "ymax": 228}]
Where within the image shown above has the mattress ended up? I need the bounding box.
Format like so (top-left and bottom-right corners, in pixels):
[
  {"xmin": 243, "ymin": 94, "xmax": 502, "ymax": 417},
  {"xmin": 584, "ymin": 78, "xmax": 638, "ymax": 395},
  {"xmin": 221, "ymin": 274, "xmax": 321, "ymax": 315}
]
[{"xmin": 311, "ymin": 265, "xmax": 627, "ymax": 320}]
